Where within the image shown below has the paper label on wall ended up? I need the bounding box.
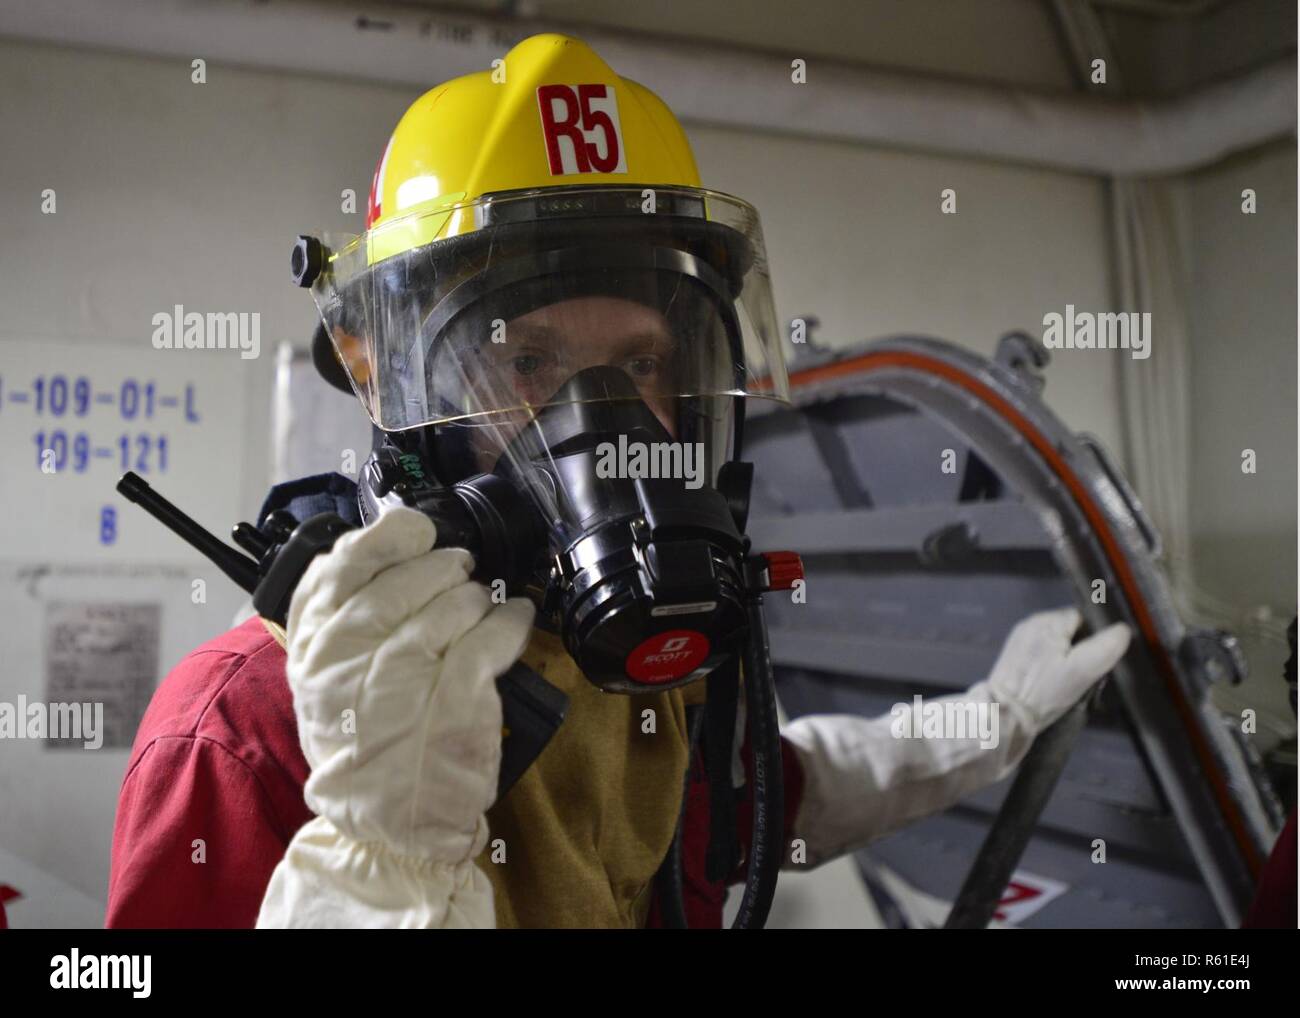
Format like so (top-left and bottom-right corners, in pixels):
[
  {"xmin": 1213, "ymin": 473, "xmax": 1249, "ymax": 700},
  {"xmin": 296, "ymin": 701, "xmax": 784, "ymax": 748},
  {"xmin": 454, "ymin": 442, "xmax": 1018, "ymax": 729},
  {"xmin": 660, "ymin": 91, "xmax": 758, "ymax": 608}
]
[
  {"xmin": 44, "ymin": 602, "xmax": 160, "ymax": 750},
  {"xmin": 0, "ymin": 340, "xmax": 248, "ymax": 564}
]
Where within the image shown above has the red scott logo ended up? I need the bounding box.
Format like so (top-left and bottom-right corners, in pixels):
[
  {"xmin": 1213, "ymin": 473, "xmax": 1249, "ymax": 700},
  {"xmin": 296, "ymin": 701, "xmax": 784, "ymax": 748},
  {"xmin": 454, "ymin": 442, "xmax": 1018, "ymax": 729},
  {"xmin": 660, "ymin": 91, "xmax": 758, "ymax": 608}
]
[
  {"xmin": 536, "ymin": 84, "xmax": 628, "ymax": 175},
  {"xmin": 626, "ymin": 630, "xmax": 710, "ymax": 684}
]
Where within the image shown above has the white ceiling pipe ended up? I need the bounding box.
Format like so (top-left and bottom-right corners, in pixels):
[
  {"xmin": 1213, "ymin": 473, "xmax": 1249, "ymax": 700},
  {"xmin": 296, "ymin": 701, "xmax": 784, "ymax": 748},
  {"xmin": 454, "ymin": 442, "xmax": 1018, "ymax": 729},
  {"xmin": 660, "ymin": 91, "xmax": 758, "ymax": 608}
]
[
  {"xmin": 620, "ymin": 41, "xmax": 1295, "ymax": 176},
  {"xmin": 0, "ymin": 0, "xmax": 1292, "ymax": 177}
]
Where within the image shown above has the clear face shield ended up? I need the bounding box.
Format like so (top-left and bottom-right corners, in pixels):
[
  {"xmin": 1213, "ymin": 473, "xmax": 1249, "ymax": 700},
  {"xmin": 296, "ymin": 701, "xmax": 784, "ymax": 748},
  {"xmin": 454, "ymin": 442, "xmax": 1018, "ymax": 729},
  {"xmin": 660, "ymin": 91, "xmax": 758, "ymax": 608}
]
[{"xmin": 309, "ymin": 186, "xmax": 789, "ymax": 520}]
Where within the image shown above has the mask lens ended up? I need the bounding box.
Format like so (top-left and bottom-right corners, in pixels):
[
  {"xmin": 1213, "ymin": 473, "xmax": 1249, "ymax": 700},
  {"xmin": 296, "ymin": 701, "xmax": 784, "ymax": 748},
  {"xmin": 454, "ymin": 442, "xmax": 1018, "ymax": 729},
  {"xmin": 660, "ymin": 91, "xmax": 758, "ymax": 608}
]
[{"xmin": 307, "ymin": 186, "xmax": 790, "ymax": 434}]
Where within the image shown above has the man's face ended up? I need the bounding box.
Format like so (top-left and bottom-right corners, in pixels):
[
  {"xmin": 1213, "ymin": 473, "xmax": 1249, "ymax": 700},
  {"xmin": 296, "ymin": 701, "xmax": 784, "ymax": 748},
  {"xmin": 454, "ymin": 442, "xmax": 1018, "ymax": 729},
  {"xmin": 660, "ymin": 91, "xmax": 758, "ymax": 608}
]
[{"xmin": 463, "ymin": 295, "xmax": 682, "ymax": 469}]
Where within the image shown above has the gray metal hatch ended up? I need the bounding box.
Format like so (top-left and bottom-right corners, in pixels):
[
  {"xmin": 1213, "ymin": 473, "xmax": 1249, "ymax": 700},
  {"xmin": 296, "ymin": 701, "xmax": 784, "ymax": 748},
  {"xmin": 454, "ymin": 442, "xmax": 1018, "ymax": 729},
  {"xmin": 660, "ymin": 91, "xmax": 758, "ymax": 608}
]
[{"xmin": 745, "ymin": 333, "xmax": 1282, "ymax": 928}]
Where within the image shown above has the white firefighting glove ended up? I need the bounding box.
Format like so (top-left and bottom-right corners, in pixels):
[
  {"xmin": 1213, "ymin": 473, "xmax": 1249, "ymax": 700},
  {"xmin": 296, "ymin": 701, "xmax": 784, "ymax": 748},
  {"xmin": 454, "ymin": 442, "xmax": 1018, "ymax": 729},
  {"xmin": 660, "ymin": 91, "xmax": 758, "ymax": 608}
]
[
  {"xmin": 782, "ymin": 608, "xmax": 1130, "ymax": 869},
  {"xmin": 256, "ymin": 507, "xmax": 534, "ymax": 928}
]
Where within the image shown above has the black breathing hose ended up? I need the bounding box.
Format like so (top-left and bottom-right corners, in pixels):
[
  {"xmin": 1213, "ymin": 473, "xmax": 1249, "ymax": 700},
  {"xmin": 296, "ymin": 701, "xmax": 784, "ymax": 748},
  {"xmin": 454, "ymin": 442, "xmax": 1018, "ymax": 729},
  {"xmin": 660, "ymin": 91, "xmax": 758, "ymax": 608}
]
[
  {"xmin": 730, "ymin": 596, "xmax": 785, "ymax": 929},
  {"xmin": 656, "ymin": 705, "xmax": 705, "ymax": 929}
]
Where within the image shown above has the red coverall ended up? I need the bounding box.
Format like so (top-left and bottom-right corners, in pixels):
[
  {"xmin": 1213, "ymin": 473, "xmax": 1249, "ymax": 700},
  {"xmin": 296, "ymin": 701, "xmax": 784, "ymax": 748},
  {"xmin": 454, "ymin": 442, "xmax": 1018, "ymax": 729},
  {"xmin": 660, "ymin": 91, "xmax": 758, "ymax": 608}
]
[{"xmin": 106, "ymin": 617, "xmax": 804, "ymax": 928}]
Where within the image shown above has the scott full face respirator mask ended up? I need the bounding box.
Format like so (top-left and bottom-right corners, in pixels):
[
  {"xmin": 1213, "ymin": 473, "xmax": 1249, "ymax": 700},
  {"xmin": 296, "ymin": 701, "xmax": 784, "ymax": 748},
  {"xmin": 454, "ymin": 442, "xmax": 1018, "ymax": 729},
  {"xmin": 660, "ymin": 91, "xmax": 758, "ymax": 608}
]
[{"xmin": 116, "ymin": 35, "xmax": 799, "ymax": 927}]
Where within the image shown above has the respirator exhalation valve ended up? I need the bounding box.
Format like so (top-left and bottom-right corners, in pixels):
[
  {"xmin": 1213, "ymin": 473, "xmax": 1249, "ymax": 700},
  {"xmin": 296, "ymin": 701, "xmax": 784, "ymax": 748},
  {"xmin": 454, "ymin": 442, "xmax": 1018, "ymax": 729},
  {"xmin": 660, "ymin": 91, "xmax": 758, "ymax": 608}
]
[{"xmin": 552, "ymin": 499, "xmax": 748, "ymax": 693}]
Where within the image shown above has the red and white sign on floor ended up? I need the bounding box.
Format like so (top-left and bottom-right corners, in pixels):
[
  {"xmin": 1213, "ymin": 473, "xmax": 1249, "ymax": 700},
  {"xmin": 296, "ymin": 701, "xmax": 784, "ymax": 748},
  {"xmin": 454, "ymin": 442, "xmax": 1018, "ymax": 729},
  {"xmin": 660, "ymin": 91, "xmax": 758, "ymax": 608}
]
[{"xmin": 994, "ymin": 870, "xmax": 1070, "ymax": 925}]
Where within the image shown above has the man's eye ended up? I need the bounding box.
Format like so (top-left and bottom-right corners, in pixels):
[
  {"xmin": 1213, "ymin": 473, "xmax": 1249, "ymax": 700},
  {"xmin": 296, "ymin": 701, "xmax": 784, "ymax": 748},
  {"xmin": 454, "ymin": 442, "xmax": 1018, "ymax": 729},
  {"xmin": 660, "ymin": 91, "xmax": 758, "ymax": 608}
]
[
  {"xmin": 624, "ymin": 356, "xmax": 660, "ymax": 378},
  {"xmin": 512, "ymin": 355, "xmax": 543, "ymax": 377}
]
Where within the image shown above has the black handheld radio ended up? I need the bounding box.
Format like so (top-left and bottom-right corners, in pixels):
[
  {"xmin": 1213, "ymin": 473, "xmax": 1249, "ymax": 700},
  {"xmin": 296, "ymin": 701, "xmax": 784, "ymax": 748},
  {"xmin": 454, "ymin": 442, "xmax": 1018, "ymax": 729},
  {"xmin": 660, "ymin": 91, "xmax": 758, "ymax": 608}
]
[{"xmin": 115, "ymin": 471, "xmax": 568, "ymax": 800}]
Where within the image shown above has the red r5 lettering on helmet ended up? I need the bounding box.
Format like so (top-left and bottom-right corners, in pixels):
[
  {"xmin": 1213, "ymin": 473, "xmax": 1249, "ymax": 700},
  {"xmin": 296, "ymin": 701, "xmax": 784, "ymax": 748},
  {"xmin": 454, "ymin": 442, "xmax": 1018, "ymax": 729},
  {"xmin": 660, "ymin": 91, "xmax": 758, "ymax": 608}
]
[{"xmin": 536, "ymin": 84, "xmax": 628, "ymax": 175}]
